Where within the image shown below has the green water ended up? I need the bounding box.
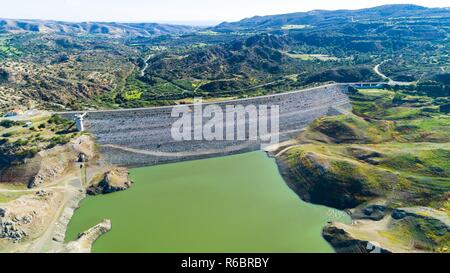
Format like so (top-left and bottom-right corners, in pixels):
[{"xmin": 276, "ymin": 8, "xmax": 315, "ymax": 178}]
[{"xmin": 65, "ymin": 152, "xmax": 350, "ymax": 253}]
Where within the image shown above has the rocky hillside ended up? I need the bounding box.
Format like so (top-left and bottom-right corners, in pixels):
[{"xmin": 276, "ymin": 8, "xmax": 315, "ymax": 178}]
[
  {"xmin": 277, "ymin": 87, "xmax": 450, "ymax": 252},
  {"xmin": 0, "ymin": 33, "xmax": 141, "ymax": 110},
  {"xmin": 0, "ymin": 113, "xmax": 88, "ymax": 187},
  {"xmin": 144, "ymin": 34, "xmax": 297, "ymax": 93},
  {"xmin": 0, "ymin": 112, "xmax": 133, "ymax": 252}
]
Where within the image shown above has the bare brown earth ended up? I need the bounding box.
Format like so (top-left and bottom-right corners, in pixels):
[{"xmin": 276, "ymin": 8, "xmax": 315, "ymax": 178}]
[
  {"xmin": 86, "ymin": 167, "xmax": 132, "ymax": 196},
  {"xmin": 0, "ymin": 134, "xmax": 130, "ymax": 253}
]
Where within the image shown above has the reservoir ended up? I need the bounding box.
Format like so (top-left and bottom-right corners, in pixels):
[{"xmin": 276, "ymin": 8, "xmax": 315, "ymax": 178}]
[{"xmin": 65, "ymin": 152, "xmax": 350, "ymax": 253}]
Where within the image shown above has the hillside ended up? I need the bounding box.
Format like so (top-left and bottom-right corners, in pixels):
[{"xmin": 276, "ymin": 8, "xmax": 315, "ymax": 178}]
[
  {"xmin": 277, "ymin": 87, "xmax": 450, "ymax": 252},
  {"xmin": 0, "ymin": 33, "xmax": 142, "ymax": 110},
  {"xmin": 214, "ymin": 5, "xmax": 450, "ymax": 31}
]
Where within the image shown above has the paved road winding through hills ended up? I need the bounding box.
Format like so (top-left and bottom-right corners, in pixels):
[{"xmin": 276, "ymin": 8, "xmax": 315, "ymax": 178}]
[{"xmin": 374, "ymin": 61, "xmax": 415, "ymax": 86}]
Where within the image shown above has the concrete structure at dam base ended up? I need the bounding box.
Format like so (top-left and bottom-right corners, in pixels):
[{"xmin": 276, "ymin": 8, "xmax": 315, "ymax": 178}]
[{"xmin": 59, "ymin": 83, "xmax": 354, "ymax": 167}]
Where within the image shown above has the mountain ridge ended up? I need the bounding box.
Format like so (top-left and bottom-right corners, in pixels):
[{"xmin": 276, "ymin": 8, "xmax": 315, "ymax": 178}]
[
  {"xmin": 2, "ymin": 4, "xmax": 449, "ymax": 36},
  {"xmin": 214, "ymin": 4, "xmax": 450, "ymax": 31},
  {"xmin": 0, "ymin": 18, "xmax": 200, "ymax": 36}
]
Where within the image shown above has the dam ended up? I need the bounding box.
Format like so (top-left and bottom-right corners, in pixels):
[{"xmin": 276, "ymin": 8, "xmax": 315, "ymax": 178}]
[{"xmin": 59, "ymin": 83, "xmax": 352, "ymax": 167}]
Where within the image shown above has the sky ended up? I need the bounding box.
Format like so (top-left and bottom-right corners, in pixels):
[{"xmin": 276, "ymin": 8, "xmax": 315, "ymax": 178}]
[{"xmin": 0, "ymin": 0, "xmax": 449, "ymax": 25}]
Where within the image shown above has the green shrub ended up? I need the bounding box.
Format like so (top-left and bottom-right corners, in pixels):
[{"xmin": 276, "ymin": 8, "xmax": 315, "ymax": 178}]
[
  {"xmin": 14, "ymin": 139, "xmax": 29, "ymax": 146},
  {"xmin": 2, "ymin": 132, "xmax": 13, "ymax": 137},
  {"xmin": 393, "ymin": 93, "xmax": 406, "ymax": 105},
  {"xmin": 0, "ymin": 120, "xmax": 16, "ymax": 128},
  {"xmin": 47, "ymin": 135, "xmax": 71, "ymax": 148}
]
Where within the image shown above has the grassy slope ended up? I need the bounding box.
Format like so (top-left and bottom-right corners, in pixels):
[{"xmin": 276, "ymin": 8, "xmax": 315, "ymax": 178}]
[
  {"xmin": 281, "ymin": 88, "xmax": 449, "ymax": 251},
  {"xmin": 0, "ymin": 114, "xmax": 80, "ymax": 162}
]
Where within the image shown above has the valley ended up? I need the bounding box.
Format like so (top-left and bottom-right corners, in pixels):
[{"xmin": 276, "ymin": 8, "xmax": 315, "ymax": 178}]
[{"xmin": 0, "ymin": 4, "xmax": 448, "ymax": 112}]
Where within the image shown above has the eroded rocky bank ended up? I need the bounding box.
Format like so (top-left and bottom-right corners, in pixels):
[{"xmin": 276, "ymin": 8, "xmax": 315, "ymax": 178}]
[
  {"xmin": 274, "ymin": 88, "xmax": 450, "ymax": 253},
  {"xmin": 0, "ymin": 114, "xmax": 133, "ymax": 252}
]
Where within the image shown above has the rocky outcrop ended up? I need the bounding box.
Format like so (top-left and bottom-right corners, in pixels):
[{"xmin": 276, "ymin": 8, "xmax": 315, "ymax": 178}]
[
  {"xmin": 0, "ymin": 208, "xmax": 28, "ymax": 242},
  {"xmin": 277, "ymin": 150, "xmax": 396, "ymax": 209},
  {"xmin": 0, "ymin": 220, "xmax": 27, "ymax": 242},
  {"xmin": 63, "ymin": 219, "xmax": 111, "ymax": 253},
  {"xmin": 321, "ymin": 206, "xmax": 450, "ymax": 253},
  {"xmin": 323, "ymin": 223, "xmax": 391, "ymax": 253},
  {"xmin": 0, "ymin": 149, "xmax": 42, "ymax": 186},
  {"xmin": 389, "ymin": 207, "xmax": 449, "ymax": 252},
  {"xmin": 0, "ymin": 190, "xmax": 62, "ymax": 243},
  {"xmin": 352, "ymin": 204, "xmax": 388, "ymax": 221},
  {"xmin": 391, "ymin": 207, "xmax": 450, "ymax": 227},
  {"xmin": 86, "ymin": 167, "xmax": 132, "ymax": 195},
  {"xmin": 0, "ymin": 135, "xmax": 96, "ymax": 188}
]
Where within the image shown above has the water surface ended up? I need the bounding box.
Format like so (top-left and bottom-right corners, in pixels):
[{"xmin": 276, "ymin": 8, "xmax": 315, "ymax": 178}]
[{"xmin": 66, "ymin": 152, "xmax": 349, "ymax": 253}]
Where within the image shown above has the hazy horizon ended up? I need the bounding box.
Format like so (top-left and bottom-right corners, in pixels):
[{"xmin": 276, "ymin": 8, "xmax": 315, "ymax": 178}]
[{"xmin": 0, "ymin": 0, "xmax": 449, "ymax": 26}]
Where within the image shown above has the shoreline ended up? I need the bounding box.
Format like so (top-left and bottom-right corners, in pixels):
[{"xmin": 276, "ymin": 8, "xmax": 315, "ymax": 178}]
[
  {"xmin": 270, "ymin": 144, "xmax": 449, "ymax": 253},
  {"xmin": 270, "ymin": 150, "xmax": 383, "ymax": 253},
  {"xmin": 64, "ymin": 151, "xmax": 349, "ymax": 253}
]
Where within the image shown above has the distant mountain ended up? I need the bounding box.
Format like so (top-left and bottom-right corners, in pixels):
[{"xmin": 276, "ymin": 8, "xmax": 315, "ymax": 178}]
[
  {"xmin": 0, "ymin": 4, "xmax": 448, "ymax": 110},
  {"xmin": 214, "ymin": 4, "xmax": 450, "ymax": 31},
  {"xmin": 3, "ymin": 5, "xmax": 448, "ymax": 36},
  {"xmin": 0, "ymin": 19, "xmax": 200, "ymax": 36}
]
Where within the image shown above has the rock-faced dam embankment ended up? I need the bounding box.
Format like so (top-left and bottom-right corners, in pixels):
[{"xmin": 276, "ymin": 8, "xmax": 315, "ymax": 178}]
[{"xmin": 59, "ymin": 84, "xmax": 351, "ymax": 167}]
